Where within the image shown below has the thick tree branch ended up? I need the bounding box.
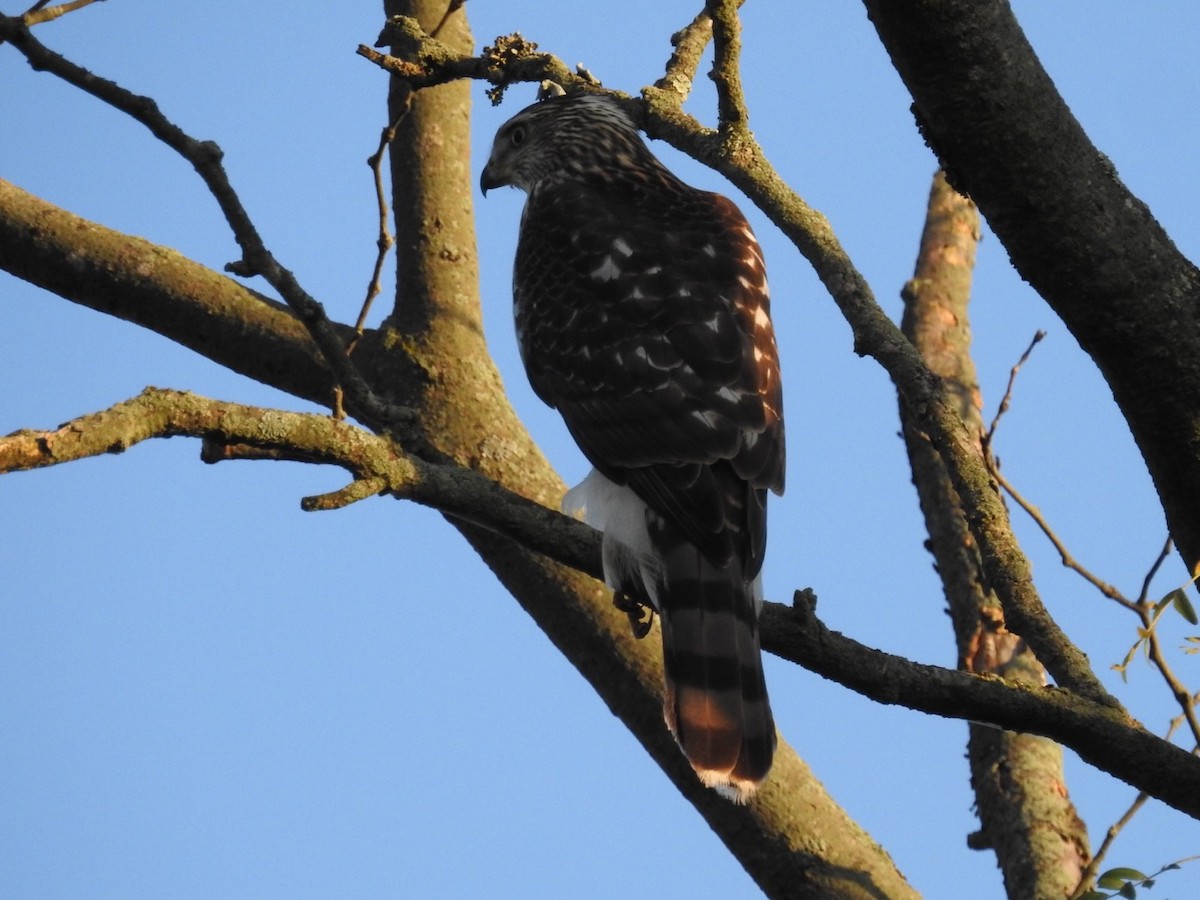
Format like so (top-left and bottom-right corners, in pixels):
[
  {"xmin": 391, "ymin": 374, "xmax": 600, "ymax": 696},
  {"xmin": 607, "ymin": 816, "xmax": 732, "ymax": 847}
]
[
  {"xmin": 762, "ymin": 595, "xmax": 1200, "ymax": 821},
  {"xmin": 861, "ymin": 0, "xmax": 1200, "ymax": 587},
  {"xmin": 0, "ymin": 178, "xmax": 335, "ymax": 406},
  {"xmin": 0, "ymin": 388, "xmax": 603, "ymax": 580}
]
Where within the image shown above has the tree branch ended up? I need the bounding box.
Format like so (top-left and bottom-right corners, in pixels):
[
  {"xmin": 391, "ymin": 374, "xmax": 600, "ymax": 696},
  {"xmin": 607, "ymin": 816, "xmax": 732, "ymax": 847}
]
[
  {"xmin": 0, "ymin": 13, "xmax": 414, "ymax": 434},
  {"xmin": 860, "ymin": 0, "xmax": 1200, "ymax": 587},
  {"xmin": 899, "ymin": 171, "xmax": 1089, "ymax": 895},
  {"xmin": 653, "ymin": 8, "xmax": 712, "ymax": 102},
  {"xmin": 705, "ymin": 0, "xmax": 749, "ymax": 134},
  {"xmin": 0, "ymin": 387, "xmax": 604, "ymax": 580},
  {"xmin": 762, "ymin": 594, "xmax": 1200, "ymax": 821},
  {"xmin": 0, "ymin": 178, "xmax": 335, "ymax": 406},
  {"xmin": 6, "ymin": 386, "xmax": 1200, "ymax": 821}
]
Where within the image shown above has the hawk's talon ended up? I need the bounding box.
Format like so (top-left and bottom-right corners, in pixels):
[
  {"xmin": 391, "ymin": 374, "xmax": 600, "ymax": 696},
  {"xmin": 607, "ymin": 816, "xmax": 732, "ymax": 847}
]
[{"xmin": 613, "ymin": 591, "xmax": 654, "ymax": 639}]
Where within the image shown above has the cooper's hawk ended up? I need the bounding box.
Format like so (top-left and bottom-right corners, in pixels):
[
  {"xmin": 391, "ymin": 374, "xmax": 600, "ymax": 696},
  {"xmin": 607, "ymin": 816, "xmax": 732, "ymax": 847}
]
[{"xmin": 481, "ymin": 93, "xmax": 784, "ymax": 802}]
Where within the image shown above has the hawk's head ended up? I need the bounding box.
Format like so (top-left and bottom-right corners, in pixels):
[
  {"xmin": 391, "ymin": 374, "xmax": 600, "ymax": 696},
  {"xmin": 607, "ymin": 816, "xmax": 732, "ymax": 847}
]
[{"xmin": 480, "ymin": 93, "xmax": 658, "ymax": 196}]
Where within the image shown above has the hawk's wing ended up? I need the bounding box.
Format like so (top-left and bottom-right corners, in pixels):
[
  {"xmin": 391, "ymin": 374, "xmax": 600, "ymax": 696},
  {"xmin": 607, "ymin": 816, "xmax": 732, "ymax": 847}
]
[{"xmin": 514, "ymin": 177, "xmax": 784, "ymax": 573}]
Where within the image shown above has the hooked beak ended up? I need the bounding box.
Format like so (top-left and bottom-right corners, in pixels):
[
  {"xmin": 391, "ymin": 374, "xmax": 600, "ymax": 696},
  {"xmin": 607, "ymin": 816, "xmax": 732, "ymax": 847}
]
[{"xmin": 480, "ymin": 159, "xmax": 506, "ymax": 196}]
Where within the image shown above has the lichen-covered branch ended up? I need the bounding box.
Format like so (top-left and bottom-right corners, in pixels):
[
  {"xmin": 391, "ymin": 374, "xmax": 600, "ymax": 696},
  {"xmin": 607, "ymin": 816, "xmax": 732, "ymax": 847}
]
[
  {"xmin": 653, "ymin": 8, "xmax": 712, "ymax": 102},
  {"xmin": 705, "ymin": 0, "xmax": 749, "ymax": 134},
  {"xmin": 0, "ymin": 387, "xmax": 603, "ymax": 580},
  {"xmin": 761, "ymin": 595, "xmax": 1200, "ymax": 820},
  {"xmin": 899, "ymin": 171, "xmax": 1089, "ymax": 896}
]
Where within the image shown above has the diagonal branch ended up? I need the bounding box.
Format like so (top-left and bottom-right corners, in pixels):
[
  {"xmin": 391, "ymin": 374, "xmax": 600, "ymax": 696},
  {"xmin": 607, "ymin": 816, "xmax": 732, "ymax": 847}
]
[
  {"xmin": 762, "ymin": 594, "xmax": 1200, "ymax": 820},
  {"xmin": 0, "ymin": 388, "xmax": 603, "ymax": 580},
  {"xmin": 653, "ymin": 8, "xmax": 712, "ymax": 102},
  {"xmin": 6, "ymin": 388, "xmax": 1200, "ymax": 820},
  {"xmin": 0, "ymin": 14, "xmax": 412, "ymax": 434}
]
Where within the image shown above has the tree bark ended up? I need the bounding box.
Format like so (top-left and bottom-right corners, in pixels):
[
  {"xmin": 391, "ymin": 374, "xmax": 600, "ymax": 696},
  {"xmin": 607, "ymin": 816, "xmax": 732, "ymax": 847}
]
[
  {"xmin": 863, "ymin": 0, "xmax": 1200, "ymax": 583},
  {"xmin": 899, "ymin": 171, "xmax": 1089, "ymax": 897}
]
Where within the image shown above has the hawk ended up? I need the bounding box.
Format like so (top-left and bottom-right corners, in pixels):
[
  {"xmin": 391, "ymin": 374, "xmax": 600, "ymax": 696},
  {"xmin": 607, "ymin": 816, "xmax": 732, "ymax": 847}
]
[{"xmin": 481, "ymin": 93, "xmax": 784, "ymax": 802}]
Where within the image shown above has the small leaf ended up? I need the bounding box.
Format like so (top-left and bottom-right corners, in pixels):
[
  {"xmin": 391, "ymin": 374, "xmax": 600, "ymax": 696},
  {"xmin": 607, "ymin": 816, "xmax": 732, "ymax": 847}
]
[
  {"xmin": 1098, "ymin": 867, "xmax": 1147, "ymax": 889},
  {"xmin": 1171, "ymin": 588, "xmax": 1199, "ymax": 625},
  {"xmin": 1118, "ymin": 884, "xmax": 1136, "ymax": 900}
]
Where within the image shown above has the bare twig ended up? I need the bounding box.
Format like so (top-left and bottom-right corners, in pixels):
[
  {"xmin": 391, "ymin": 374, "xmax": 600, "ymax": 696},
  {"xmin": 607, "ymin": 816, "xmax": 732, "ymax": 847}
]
[
  {"xmin": 1138, "ymin": 535, "xmax": 1174, "ymax": 604},
  {"xmin": 349, "ymin": 91, "xmax": 414, "ymax": 350},
  {"xmin": 21, "ymin": 0, "xmax": 100, "ymax": 25},
  {"xmin": 302, "ymin": 476, "xmax": 389, "ymax": 511},
  {"xmin": 993, "ymin": 459, "xmax": 1200, "ymax": 748},
  {"xmin": 983, "ymin": 329, "xmax": 1046, "ymax": 451},
  {"xmin": 991, "ymin": 467, "xmax": 1133, "ymax": 610},
  {"xmin": 1137, "ymin": 602, "xmax": 1200, "ymax": 748},
  {"xmin": 1070, "ymin": 716, "xmax": 1189, "ymax": 898},
  {"xmin": 990, "ymin": 451, "xmax": 1200, "ymax": 743}
]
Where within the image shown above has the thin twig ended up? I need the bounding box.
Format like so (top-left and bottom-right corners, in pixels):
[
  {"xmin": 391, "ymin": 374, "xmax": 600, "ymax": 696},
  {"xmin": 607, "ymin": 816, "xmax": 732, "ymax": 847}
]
[
  {"xmin": 983, "ymin": 329, "xmax": 1045, "ymax": 451},
  {"xmin": 1070, "ymin": 716, "xmax": 1190, "ymax": 899},
  {"xmin": 995, "ymin": 464, "xmax": 1200, "ymax": 744},
  {"xmin": 1071, "ymin": 788, "xmax": 1154, "ymax": 897},
  {"xmin": 991, "ymin": 467, "xmax": 1134, "ymax": 610},
  {"xmin": 1138, "ymin": 604, "xmax": 1200, "ymax": 748},
  {"xmin": 22, "ymin": 0, "xmax": 101, "ymax": 26},
  {"xmin": 1137, "ymin": 535, "xmax": 1174, "ymax": 604},
  {"xmin": 349, "ymin": 91, "xmax": 414, "ymax": 352}
]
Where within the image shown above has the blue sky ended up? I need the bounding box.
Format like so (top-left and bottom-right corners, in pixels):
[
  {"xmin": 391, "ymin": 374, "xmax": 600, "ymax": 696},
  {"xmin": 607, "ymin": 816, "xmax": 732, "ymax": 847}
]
[{"xmin": 2, "ymin": 2, "xmax": 1198, "ymax": 897}]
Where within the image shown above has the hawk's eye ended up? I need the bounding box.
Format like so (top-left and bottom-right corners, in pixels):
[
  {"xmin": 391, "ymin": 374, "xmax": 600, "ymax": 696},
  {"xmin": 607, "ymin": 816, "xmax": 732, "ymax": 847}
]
[{"xmin": 509, "ymin": 125, "xmax": 527, "ymax": 147}]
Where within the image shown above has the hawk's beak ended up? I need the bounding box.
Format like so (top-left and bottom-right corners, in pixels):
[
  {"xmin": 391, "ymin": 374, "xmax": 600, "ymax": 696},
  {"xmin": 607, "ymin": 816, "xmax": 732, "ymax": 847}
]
[{"xmin": 480, "ymin": 159, "xmax": 504, "ymax": 196}]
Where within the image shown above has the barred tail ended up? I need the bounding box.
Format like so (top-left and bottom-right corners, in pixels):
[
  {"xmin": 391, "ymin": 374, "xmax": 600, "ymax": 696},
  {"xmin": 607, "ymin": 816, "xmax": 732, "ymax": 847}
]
[{"xmin": 657, "ymin": 542, "xmax": 776, "ymax": 803}]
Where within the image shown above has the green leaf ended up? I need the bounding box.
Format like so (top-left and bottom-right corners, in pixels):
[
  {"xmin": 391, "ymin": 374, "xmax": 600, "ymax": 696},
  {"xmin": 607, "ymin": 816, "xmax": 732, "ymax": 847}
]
[
  {"xmin": 1118, "ymin": 884, "xmax": 1136, "ymax": 900},
  {"xmin": 1098, "ymin": 867, "xmax": 1147, "ymax": 889},
  {"xmin": 1171, "ymin": 588, "xmax": 1199, "ymax": 625}
]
